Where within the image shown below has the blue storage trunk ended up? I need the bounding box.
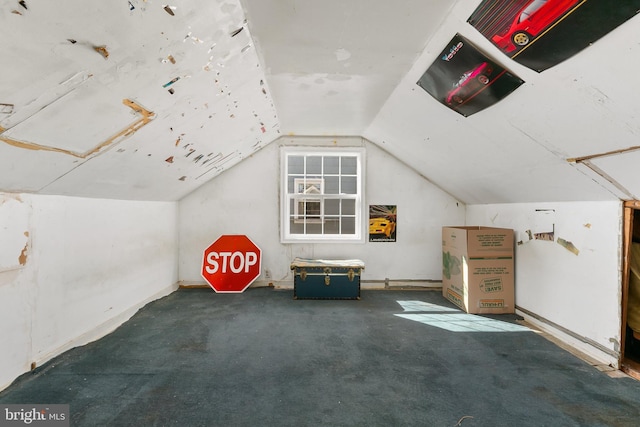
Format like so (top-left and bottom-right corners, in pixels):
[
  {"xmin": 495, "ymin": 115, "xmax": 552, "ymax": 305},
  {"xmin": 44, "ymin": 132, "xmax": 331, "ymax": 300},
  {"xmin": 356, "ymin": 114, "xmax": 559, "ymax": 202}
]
[{"xmin": 290, "ymin": 258, "xmax": 364, "ymax": 300}]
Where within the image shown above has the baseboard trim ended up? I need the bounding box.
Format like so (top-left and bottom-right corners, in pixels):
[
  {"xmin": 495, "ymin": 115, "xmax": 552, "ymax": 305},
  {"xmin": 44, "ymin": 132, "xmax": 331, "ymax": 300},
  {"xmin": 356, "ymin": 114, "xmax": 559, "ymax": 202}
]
[
  {"xmin": 180, "ymin": 279, "xmax": 442, "ymax": 290},
  {"xmin": 516, "ymin": 305, "xmax": 619, "ymax": 369}
]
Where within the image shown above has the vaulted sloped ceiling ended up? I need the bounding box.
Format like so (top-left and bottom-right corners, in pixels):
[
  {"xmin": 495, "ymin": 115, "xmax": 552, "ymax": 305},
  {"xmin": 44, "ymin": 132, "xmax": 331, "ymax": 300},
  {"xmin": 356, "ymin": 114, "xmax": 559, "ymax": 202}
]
[
  {"xmin": 240, "ymin": 0, "xmax": 457, "ymax": 136},
  {"xmin": 1, "ymin": 0, "xmax": 638, "ymax": 203},
  {"xmin": 362, "ymin": 1, "xmax": 640, "ymax": 204}
]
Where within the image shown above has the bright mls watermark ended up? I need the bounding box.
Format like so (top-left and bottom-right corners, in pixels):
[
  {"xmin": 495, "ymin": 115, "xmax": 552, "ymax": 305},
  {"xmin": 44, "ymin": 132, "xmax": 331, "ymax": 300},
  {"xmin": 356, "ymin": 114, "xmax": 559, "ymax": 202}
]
[{"xmin": 0, "ymin": 405, "xmax": 69, "ymax": 427}]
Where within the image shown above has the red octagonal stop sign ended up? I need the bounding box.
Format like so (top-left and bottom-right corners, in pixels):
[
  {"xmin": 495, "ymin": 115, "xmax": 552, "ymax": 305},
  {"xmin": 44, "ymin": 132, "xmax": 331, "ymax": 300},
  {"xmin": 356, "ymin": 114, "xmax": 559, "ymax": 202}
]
[{"xmin": 201, "ymin": 235, "xmax": 262, "ymax": 293}]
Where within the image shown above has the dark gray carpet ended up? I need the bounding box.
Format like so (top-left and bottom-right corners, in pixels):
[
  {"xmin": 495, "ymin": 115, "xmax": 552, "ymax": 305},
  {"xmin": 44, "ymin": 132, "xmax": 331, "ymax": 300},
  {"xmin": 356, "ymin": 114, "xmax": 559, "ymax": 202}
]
[{"xmin": 2, "ymin": 288, "xmax": 640, "ymax": 426}]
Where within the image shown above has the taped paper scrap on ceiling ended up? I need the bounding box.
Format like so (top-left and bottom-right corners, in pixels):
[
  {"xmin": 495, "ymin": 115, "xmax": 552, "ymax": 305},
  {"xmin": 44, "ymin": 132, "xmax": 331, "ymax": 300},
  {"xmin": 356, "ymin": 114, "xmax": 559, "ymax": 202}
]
[
  {"xmin": 163, "ymin": 77, "xmax": 180, "ymax": 88},
  {"xmin": 93, "ymin": 45, "xmax": 109, "ymax": 59}
]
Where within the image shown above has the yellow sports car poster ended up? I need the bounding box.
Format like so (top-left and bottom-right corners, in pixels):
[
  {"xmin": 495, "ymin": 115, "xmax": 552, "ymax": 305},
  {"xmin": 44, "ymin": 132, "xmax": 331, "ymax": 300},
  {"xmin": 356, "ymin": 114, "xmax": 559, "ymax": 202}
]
[{"xmin": 369, "ymin": 205, "xmax": 397, "ymax": 242}]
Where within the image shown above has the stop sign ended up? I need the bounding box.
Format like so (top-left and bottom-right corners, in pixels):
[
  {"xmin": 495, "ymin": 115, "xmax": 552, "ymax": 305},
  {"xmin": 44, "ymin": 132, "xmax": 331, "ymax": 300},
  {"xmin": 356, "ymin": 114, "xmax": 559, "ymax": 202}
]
[{"xmin": 201, "ymin": 235, "xmax": 262, "ymax": 293}]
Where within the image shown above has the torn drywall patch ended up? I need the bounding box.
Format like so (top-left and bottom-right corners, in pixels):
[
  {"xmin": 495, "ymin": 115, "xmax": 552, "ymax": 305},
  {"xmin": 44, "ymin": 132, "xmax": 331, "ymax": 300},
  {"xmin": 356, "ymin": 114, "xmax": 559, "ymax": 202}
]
[
  {"xmin": 0, "ymin": 104, "xmax": 14, "ymax": 114},
  {"xmin": 557, "ymin": 238, "xmax": 580, "ymax": 256},
  {"xmin": 520, "ymin": 222, "xmax": 555, "ymax": 245},
  {"xmin": 526, "ymin": 209, "xmax": 556, "ymax": 242},
  {"xmin": 534, "ymin": 229, "xmax": 555, "ymax": 241}
]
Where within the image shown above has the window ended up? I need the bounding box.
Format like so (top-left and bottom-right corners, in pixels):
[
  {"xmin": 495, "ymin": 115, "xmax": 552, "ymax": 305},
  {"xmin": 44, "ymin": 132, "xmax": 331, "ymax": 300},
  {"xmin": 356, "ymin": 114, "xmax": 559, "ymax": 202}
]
[{"xmin": 281, "ymin": 147, "xmax": 365, "ymax": 242}]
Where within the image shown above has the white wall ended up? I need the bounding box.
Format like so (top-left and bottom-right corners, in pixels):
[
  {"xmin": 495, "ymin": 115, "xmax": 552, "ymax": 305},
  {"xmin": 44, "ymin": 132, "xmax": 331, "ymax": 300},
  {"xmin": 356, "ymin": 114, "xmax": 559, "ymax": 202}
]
[
  {"xmin": 466, "ymin": 201, "xmax": 622, "ymax": 366},
  {"xmin": 0, "ymin": 150, "xmax": 625, "ymax": 392},
  {"xmin": 0, "ymin": 193, "xmax": 178, "ymax": 391},
  {"xmin": 178, "ymin": 136, "xmax": 465, "ymax": 287}
]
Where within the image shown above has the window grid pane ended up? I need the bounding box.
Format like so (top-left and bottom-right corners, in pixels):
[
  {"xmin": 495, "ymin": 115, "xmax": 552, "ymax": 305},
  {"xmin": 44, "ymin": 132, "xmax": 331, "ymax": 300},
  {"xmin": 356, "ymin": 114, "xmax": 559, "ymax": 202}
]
[{"xmin": 284, "ymin": 151, "xmax": 361, "ymax": 240}]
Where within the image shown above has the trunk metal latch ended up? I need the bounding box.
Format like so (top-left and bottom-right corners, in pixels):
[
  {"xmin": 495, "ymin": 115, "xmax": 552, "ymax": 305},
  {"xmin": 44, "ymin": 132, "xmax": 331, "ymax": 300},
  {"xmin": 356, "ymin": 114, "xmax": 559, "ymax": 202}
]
[{"xmin": 324, "ymin": 267, "xmax": 332, "ymax": 285}]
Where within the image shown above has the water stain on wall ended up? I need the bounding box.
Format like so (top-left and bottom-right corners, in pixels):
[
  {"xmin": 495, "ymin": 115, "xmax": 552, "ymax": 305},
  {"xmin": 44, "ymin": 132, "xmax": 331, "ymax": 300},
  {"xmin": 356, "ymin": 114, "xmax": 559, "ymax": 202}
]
[
  {"xmin": 18, "ymin": 242, "xmax": 28, "ymax": 266},
  {"xmin": 0, "ymin": 198, "xmax": 29, "ymax": 272}
]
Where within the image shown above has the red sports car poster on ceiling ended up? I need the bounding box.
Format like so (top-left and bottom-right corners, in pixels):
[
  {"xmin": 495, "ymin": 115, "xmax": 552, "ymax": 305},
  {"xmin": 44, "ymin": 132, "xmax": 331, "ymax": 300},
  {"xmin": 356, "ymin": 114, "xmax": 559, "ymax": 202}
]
[
  {"xmin": 416, "ymin": 34, "xmax": 524, "ymax": 117},
  {"xmin": 469, "ymin": 0, "xmax": 640, "ymax": 72}
]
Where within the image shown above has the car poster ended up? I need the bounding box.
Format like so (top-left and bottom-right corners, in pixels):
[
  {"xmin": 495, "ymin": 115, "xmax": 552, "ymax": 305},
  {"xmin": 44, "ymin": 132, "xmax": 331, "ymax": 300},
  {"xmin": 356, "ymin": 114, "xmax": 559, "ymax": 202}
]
[
  {"xmin": 369, "ymin": 205, "xmax": 397, "ymax": 242},
  {"xmin": 416, "ymin": 34, "xmax": 524, "ymax": 117},
  {"xmin": 468, "ymin": 0, "xmax": 640, "ymax": 72}
]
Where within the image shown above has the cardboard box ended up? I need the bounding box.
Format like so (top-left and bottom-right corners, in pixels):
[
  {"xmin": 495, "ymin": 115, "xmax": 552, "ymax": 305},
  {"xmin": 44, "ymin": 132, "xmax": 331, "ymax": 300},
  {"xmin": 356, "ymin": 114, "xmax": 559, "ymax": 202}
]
[{"xmin": 442, "ymin": 226, "xmax": 514, "ymax": 314}]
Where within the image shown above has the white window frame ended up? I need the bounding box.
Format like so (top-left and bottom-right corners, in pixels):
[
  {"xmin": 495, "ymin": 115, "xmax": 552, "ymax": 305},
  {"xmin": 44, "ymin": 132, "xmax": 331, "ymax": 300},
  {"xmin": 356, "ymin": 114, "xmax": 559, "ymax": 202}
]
[{"xmin": 281, "ymin": 147, "xmax": 365, "ymax": 243}]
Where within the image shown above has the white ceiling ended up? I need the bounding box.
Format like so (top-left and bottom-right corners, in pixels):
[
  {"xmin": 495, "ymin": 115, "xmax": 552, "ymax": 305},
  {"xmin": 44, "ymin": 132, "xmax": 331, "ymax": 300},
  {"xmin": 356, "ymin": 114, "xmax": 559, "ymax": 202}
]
[{"xmin": 1, "ymin": 0, "xmax": 638, "ymax": 203}]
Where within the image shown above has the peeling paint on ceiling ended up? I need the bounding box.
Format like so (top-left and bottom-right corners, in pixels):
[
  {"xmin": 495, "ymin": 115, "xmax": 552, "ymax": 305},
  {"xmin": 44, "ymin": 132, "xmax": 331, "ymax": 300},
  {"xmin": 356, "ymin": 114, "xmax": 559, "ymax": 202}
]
[{"xmin": 0, "ymin": 0, "xmax": 280, "ymax": 201}]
